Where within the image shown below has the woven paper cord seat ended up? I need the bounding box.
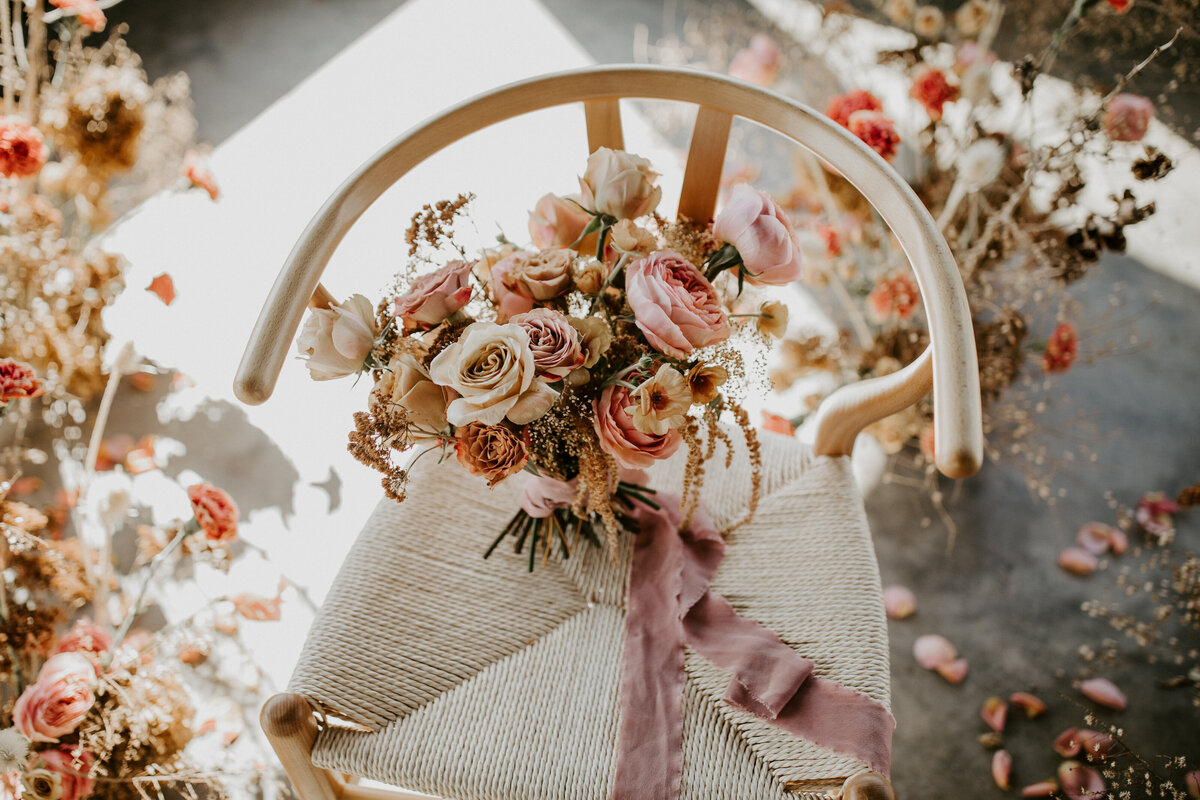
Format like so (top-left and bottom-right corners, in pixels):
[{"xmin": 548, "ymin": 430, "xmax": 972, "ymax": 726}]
[{"xmin": 289, "ymin": 431, "xmax": 888, "ymax": 800}]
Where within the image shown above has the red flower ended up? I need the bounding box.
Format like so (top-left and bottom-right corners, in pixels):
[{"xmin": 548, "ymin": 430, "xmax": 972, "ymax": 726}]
[
  {"xmin": 146, "ymin": 273, "xmax": 176, "ymax": 305},
  {"xmin": 1106, "ymin": 0, "xmax": 1133, "ymax": 11},
  {"xmin": 187, "ymin": 482, "xmax": 239, "ymax": 543},
  {"xmin": 826, "ymin": 89, "xmax": 882, "ymax": 128},
  {"xmin": 867, "ymin": 272, "xmax": 921, "ymax": 321},
  {"xmin": 0, "ymin": 358, "xmax": 45, "ymax": 404},
  {"xmin": 761, "ymin": 412, "xmax": 795, "ymax": 436},
  {"xmin": 183, "ymin": 151, "xmax": 220, "ymax": 201},
  {"xmin": 816, "ymin": 221, "xmax": 842, "ymax": 257},
  {"xmin": 847, "ymin": 111, "xmax": 900, "ymax": 161},
  {"xmin": 910, "ymin": 68, "xmax": 960, "ymax": 122},
  {"xmin": 1042, "ymin": 322, "xmax": 1077, "ymax": 373},
  {"xmin": 0, "ymin": 118, "xmax": 46, "ymax": 179}
]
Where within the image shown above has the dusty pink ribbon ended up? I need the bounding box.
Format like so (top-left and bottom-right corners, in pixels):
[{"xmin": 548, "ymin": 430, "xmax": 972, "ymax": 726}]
[{"xmin": 519, "ymin": 479, "xmax": 895, "ymax": 798}]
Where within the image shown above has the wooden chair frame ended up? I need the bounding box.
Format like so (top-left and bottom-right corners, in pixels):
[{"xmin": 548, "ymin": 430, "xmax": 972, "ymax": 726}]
[{"xmin": 241, "ymin": 65, "xmax": 985, "ymax": 800}]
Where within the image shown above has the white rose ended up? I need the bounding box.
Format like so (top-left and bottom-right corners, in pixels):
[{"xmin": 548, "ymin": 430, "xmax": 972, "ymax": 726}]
[
  {"xmin": 295, "ymin": 294, "xmax": 377, "ymax": 380},
  {"xmin": 578, "ymin": 148, "xmax": 662, "ymax": 220},
  {"xmin": 429, "ymin": 322, "xmax": 557, "ymax": 426}
]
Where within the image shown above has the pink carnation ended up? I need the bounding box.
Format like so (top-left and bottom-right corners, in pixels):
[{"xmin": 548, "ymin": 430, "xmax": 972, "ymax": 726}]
[
  {"xmin": 13, "ymin": 653, "xmax": 96, "ymax": 743},
  {"xmin": 394, "ymin": 259, "xmax": 473, "ymax": 330},
  {"xmin": 593, "ymin": 385, "xmax": 683, "ymax": 469},
  {"xmin": 0, "ymin": 118, "xmax": 46, "ymax": 179},
  {"xmin": 625, "ymin": 250, "xmax": 730, "ymax": 358},
  {"xmin": 826, "ymin": 89, "xmax": 882, "ymax": 128},
  {"xmin": 847, "ymin": 111, "xmax": 900, "ymax": 161},
  {"xmin": 910, "ymin": 68, "xmax": 960, "ymax": 121},
  {"xmin": 54, "ymin": 620, "xmax": 112, "ymax": 657},
  {"xmin": 1104, "ymin": 94, "xmax": 1153, "ymax": 143}
]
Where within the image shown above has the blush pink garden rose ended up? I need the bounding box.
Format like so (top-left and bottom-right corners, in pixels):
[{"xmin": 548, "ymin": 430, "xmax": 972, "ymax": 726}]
[
  {"xmin": 712, "ymin": 184, "xmax": 804, "ymax": 286},
  {"xmin": 187, "ymin": 482, "xmax": 239, "ymax": 543},
  {"xmin": 625, "ymin": 251, "xmax": 731, "ymax": 359},
  {"xmin": 0, "ymin": 118, "xmax": 47, "ymax": 179},
  {"xmin": 1104, "ymin": 94, "xmax": 1154, "ymax": 143},
  {"xmin": 429, "ymin": 321, "xmax": 557, "ymax": 426},
  {"xmin": 593, "ymin": 385, "xmax": 683, "ymax": 469},
  {"xmin": 578, "ymin": 148, "xmax": 662, "ymax": 220},
  {"xmin": 12, "ymin": 653, "xmax": 97, "ymax": 743},
  {"xmin": 54, "ymin": 620, "xmax": 112, "ymax": 657},
  {"xmin": 28, "ymin": 747, "xmax": 94, "ymax": 800},
  {"xmin": 511, "ymin": 308, "xmax": 586, "ymax": 380},
  {"xmin": 394, "ymin": 259, "xmax": 473, "ymax": 330},
  {"xmin": 296, "ymin": 294, "xmax": 377, "ymax": 380},
  {"xmin": 528, "ymin": 193, "xmax": 592, "ymax": 249}
]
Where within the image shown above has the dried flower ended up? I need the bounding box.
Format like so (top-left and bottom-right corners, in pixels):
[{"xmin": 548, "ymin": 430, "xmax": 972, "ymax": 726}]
[
  {"xmin": 297, "ymin": 294, "xmax": 378, "ymax": 380},
  {"xmin": 883, "ymin": 0, "xmax": 916, "ymax": 23},
  {"xmin": 187, "ymin": 482, "xmax": 239, "ymax": 543},
  {"xmin": 1079, "ymin": 677, "xmax": 1127, "ymax": 709},
  {"xmin": 578, "ymin": 147, "xmax": 662, "ymax": 220},
  {"xmin": 0, "ymin": 358, "xmax": 45, "ymax": 404},
  {"xmin": 490, "ymin": 249, "xmax": 574, "ymax": 319},
  {"xmin": 1042, "ymin": 322, "xmax": 1077, "ymax": 374},
  {"xmin": 913, "ymin": 6, "xmax": 945, "ymax": 38},
  {"xmin": 374, "ymin": 351, "xmax": 449, "ymax": 438},
  {"xmin": 686, "ymin": 362, "xmax": 728, "ymax": 405},
  {"xmin": 846, "ymin": 111, "xmax": 900, "ymax": 161},
  {"xmin": 50, "ymin": 0, "xmax": 106, "ymax": 31},
  {"xmin": 910, "ymin": 68, "xmax": 960, "ymax": 122},
  {"xmin": 1135, "ymin": 491, "xmax": 1178, "ymax": 543},
  {"xmin": 1104, "ymin": 94, "xmax": 1154, "ymax": 143},
  {"xmin": 0, "ymin": 729, "xmax": 29, "ymax": 774},
  {"xmin": 867, "ymin": 273, "xmax": 920, "ymax": 322},
  {"xmin": 13, "ymin": 653, "xmax": 97, "ymax": 743},
  {"xmin": 883, "ymin": 585, "xmax": 917, "ymax": 619},
  {"xmin": 569, "ymin": 315, "xmax": 613, "ymax": 368},
  {"xmin": 572, "ymin": 256, "xmax": 607, "ymax": 294},
  {"xmin": 954, "ymin": 0, "xmax": 991, "ymax": 35},
  {"xmin": 626, "ymin": 250, "xmax": 730, "ymax": 358},
  {"xmin": 757, "ymin": 301, "xmax": 789, "ymax": 338},
  {"xmin": 145, "ymin": 273, "xmax": 176, "ymax": 305},
  {"xmin": 960, "ymin": 139, "xmax": 1005, "ymax": 188},
  {"xmin": 455, "ymin": 423, "xmax": 530, "ymax": 487},
  {"xmin": 826, "ymin": 89, "xmax": 882, "ymax": 129},
  {"xmin": 528, "ymin": 193, "xmax": 592, "ymax": 250},
  {"xmin": 430, "ymin": 321, "xmax": 556, "ymax": 426},
  {"xmin": 728, "ymin": 33, "xmax": 780, "ymax": 87},
  {"xmin": 0, "ymin": 118, "xmax": 47, "ymax": 179},
  {"xmin": 630, "ymin": 364, "xmax": 691, "ymax": 435},
  {"xmin": 394, "ymin": 259, "xmax": 473, "ymax": 330}
]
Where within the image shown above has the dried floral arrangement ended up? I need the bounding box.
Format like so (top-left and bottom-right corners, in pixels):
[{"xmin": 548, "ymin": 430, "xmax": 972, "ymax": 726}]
[
  {"xmin": 641, "ymin": 0, "xmax": 1188, "ymax": 522},
  {"xmin": 298, "ymin": 148, "xmax": 806, "ymax": 567},
  {"xmin": 0, "ymin": 2, "xmax": 287, "ymax": 798}
]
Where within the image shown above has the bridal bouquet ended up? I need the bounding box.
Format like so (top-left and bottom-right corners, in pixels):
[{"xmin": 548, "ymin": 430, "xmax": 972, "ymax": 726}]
[{"xmin": 299, "ymin": 148, "xmax": 802, "ymax": 565}]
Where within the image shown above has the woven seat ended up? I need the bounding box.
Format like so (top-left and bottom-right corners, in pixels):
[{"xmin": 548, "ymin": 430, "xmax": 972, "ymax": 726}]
[{"xmin": 288, "ymin": 433, "xmax": 889, "ymax": 800}]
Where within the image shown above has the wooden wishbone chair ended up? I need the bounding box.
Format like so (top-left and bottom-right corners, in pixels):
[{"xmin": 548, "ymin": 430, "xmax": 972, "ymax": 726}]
[{"xmin": 237, "ymin": 65, "xmax": 983, "ymax": 800}]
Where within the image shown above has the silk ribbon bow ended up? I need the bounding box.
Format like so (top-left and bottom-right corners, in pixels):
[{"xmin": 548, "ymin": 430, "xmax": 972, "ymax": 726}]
[{"xmin": 519, "ymin": 477, "xmax": 895, "ymax": 800}]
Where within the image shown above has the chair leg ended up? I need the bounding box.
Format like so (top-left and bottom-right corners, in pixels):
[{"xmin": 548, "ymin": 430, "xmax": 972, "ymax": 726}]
[
  {"xmin": 840, "ymin": 771, "xmax": 898, "ymax": 800},
  {"xmin": 261, "ymin": 692, "xmax": 341, "ymax": 800}
]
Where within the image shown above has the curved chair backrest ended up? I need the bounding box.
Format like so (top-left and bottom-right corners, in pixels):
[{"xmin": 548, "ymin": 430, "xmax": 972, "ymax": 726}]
[{"xmin": 235, "ymin": 65, "xmax": 982, "ymax": 479}]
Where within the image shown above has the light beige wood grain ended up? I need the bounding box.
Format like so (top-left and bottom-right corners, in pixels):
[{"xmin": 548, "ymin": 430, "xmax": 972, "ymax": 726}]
[
  {"xmin": 584, "ymin": 98, "xmax": 624, "ymax": 153},
  {"xmin": 261, "ymin": 693, "xmax": 341, "ymax": 800},
  {"xmin": 677, "ymin": 105, "xmax": 733, "ymax": 224},
  {"xmin": 234, "ymin": 65, "xmax": 982, "ymax": 479}
]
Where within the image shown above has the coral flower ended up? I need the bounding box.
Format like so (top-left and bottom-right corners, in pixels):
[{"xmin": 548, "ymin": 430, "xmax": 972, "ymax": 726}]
[
  {"xmin": 0, "ymin": 358, "xmax": 45, "ymax": 404},
  {"xmin": 50, "ymin": 0, "xmax": 105, "ymax": 31},
  {"xmin": 54, "ymin": 620, "xmax": 112, "ymax": 657},
  {"xmin": 187, "ymin": 482, "xmax": 239, "ymax": 543},
  {"xmin": 183, "ymin": 151, "xmax": 219, "ymax": 200},
  {"xmin": 0, "ymin": 118, "xmax": 46, "ymax": 179},
  {"xmin": 910, "ymin": 68, "xmax": 960, "ymax": 122},
  {"xmin": 867, "ymin": 273, "xmax": 920, "ymax": 322},
  {"xmin": 1042, "ymin": 321, "xmax": 1077, "ymax": 373},
  {"xmin": 847, "ymin": 111, "xmax": 900, "ymax": 161},
  {"xmin": 826, "ymin": 89, "xmax": 882, "ymax": 128},
  {"xmin": 1106, "ymin": 0, "xmax": 1133, "ymax": 11}
]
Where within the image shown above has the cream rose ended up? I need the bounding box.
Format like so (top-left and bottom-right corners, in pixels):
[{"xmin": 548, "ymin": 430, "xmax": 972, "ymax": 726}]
[
  {"xmin": 578, "ymin": 147, "xmax": 662, "ymax": 220},
  {"xmin": 296, "ymin": 294, "xmax": 377, "ymax": 380},
  {"xmin": 429, "ymin": 322, "xmax": 557, "ymax": 426},
  {"xmin": 374, "ymin": 351, "xmax": 451, "ymax": 438}
]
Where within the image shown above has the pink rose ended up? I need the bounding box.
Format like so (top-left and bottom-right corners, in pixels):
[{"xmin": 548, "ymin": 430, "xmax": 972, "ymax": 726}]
[
  {"xmin": 511, "ymin": 308, "xmax": 586, "ymax": 379},
  {"xmin": 187, "ymin": 482, "xmax": 239, "ymax": 543},
  {"xmin": 1104, "ymin": 94, "xmax": 1153, "ymax": 143},
  {"xmin": 528, "ymin": 193, "xmax": 592, "ymax": 250},
  {"xmin": 394, "ymin": 259, "xmax": 473, "ymax": 329},
  {"xmin": 32, "ymin": 747, "xmax": 95, "ymax": 800},
  {"xmin": 54, "ymin": 620, "xmax": 112, "ymax": 657},
  {"xmin": 593, "ymin": 385, "xmax": 683, "ymax": 469},
  {"xmin": 13, "ymin": 653, "xmax": 96, "ymax": 743},
  {"xmin": 712, "ymin": 184, "xmax": 803, "ymax": 286},
  {"xmin": 489, "ymin": 250, "xmax": 574, "ymax": 320},
  {"xmin": 0, "ymin": 117, "xmax": 47, "ymax": 179},
  {"xmin": 625, "ymin": 250, "xmax": 730, "ymax": 358},
  {"xmin": 728, "ymin": 34, "xmax": 780, "ymax": 87}
]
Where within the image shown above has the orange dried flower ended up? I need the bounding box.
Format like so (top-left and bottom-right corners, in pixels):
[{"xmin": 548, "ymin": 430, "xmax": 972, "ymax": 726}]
[{"xmin": 187, "ymin": 482, "xmax": 239, "ymax": 543}]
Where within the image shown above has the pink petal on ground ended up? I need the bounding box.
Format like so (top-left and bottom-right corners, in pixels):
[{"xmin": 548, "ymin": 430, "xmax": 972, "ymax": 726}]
[
  {"xmin": 913, "ymin": 634, "xmax": 957, "ymax": 669},
  {"xmin": 992, "ymin": 749, "xmax": 1013, "ymax": 790},
  {"xmin": 936, "ymin": 658, "xmax": 969, "ymax": 684},
  {"xmin": 1058, "ymin": 547, "xmax": 1099, "ymax": 576},
  {"xmin": 1080, "ymin": 677, "xmax": 1127, "ymax": 710},
  {"xmin": 1185, "ymin": 770, "xmax": 1200, "ymax": 800},
  {"xmin": 981, "ymin": 696, "xmax": 1008, "ymax": 732},
  {"xmin": 1058, "ymin": 761, "xmax": 1106, "ymax": 800},
  {"xmin": 1076, "ymin": 522, "xmax": 1115, "ymax": 555},
  {"xmin": 1108, "ymin": 528, "xmax": 1129, "ymax": 555},
  {"xmin": 1054, "ymin": 727, "xmax": 1082, "ymax": 758},
  {"xmin": 1009, "ymin": 691, "xmax": 1047, "ymax": 718},
  {"xmin": 1075, "ymin": 729, "xmax": 1115, "ymax": 759},
  {"xmin": 1021, "ymin": 780, "xmax": 1059, "ymax": 798},
  {"xmin": 884, "ymin": 585, "xmax": 917, "ymax": 619}
]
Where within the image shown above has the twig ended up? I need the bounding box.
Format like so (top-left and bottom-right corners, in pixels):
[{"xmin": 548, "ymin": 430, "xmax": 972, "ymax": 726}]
[
  {"xmin": 77, "ymin": 366, "xmax": 122, "ymax": 628},
  {"xmin": 0, "ymin": 0, "xmax": 16, "ymax": 115}
]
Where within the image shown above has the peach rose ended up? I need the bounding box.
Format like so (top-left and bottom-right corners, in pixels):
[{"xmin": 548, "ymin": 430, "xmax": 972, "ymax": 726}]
[
  {"xmin": 394, "ymin": 260, "xmax": 473, "ymax": 330},
  {"xmin": 593, "ymin": 385, "xmax": 683, "ymax": 469},
  {"xmin": 625, "ymin": 250, "xmax": 730, "ymax": 358},
  {"xmin": 13, "ymin": 653, "xmax": 96, "ymax": 743},
  {"xmin": 578, "ymin": 148, "xmax": 662, "ymax": 220},
  {"xmin": 187, "ymin": 482, "xmax": 238, "ymax": 543},
  {"xmin": 1104, "ymin": 94, "xmax": 1153, "ymax": 143},
  {"xmin": 374, "ymin": 351, "xmax": 450, "ymax": 438},
  {"xmin": 455, "ymin": 423, "xmax": 529, "ymax": 487},
  {"xmin": 429, "ymin": 322, "xmax": 557, "ymax": 426},
  {"xmin": 712, "ymin": 184, "xmax": 803, "ymax": 286},
  {"xmin": 54, "ymin": 620, "xmax": 111, "ymax": 657},
  {"xmin": 528, "ymin": 193, "xmax": 592, "ymax": 250},
  {"xmin": 511, "ymin": 308, "xmax": 585, "ymax": 380},
  {"xmin": 296, "ymin": 294, "xmax": 377, "ymax": 380},
  {"xmin": 0, "ymin": 118, "xmax": 47, "ymax": 179},
  {"xmin": 489, "ymin": 250, "xmax": 574, "ymax": 320},
  {"xmin": 27, "ymin": 747, "xmax": 94, "ymax": 800}
]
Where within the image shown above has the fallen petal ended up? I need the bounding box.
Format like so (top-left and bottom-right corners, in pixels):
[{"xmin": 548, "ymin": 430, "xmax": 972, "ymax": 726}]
[
  {"xmin": 936, "ymin": 657, "xmax": 969, "ymax": 684},
  {"xmin": 1058, "ymin": 547, "xmax": 1099, "ymax": 576},
  {"xmin": 1021, "ymin": 779, "xmax": 1059, "ymax": 798},
  {"xmin": 1076, "ymin": 522, "xmax": 1115, "ymax": 555},
  {"xmin": 978, "ymin": 731, "xmax": 1004, "ymax": 749},
  {"xmin": 1054, "ymin": 727, "xmax": 1081, "ymax": 758},
  {"xmin": 1108, "ymin": 528, "xmax": 1129, "ymax": 555},
  {"xmin": 1058, "ymin": 761, "xmax": 1106, "ymax": 800},
  {"xmin": 761, "ymin": 411, "xmax": 796, "ymax": 436},
  {"xmin": 1009, "ymin": 691, "xmax": 1047, "ymax": 718},
  {"xmin": 147, "ymin": 273, "xmax": 177, "ymax": 305},
  {"xmin": 1075, "ymin": 729, "xmax": 1115, "ymax": 759},
  {"xmin": 1080, "ymin": 677, "xmax": 1127, "ymax": 710},
  {"xmin": 913, "ymin": 634, "xmax": 957, "ymax": 669},
  {"xmin": 1186, "ymin": 770, "xmax": 1200, "ymax": 800},
  {"xmin": 883, "ymin": 585, "xmax": 917, "ymax": 619},
  {"xmin": 981, "ymin": 696, "xmax": 1008, "ymax": 732},
  {"xmin": 992, "ymin": 749, "xmax": 1013, "ymax": 790},
  {"xmin": 129, "ymin": 371, "xmax": 157, "ymax": 392}
]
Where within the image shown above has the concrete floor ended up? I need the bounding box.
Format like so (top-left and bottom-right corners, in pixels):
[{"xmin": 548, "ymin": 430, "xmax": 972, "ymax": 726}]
[{"xmin": 105, "ymin": 0, "xmax": 1200, "ymax": 795}]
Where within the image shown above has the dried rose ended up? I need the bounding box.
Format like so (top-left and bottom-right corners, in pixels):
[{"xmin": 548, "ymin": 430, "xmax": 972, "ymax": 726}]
[
  {"xmin": 0, "ymin": 117, "xmax": 47, "ymax": 179},
  {"xmin": 626, "ymin": 250, "xmax": 730, "ymax": 359},
  {"xmin": 529, "ymin": 193, "xmax": 592, "ymax": 250},
  {"xmin": 630, "ymin": 365, "xmax": 692, "ymax": 435},
  {"xmin": 394, "ymin": 259, "xmax": 473, "ymax": 330},
  {"xmin": 455, "ymin": 423, "xmax": 529, "ymax": 488},
  {"xmin": 578, "ymin": 147, "xmax": 662, "ymax": 220},
  {"xmin": 594, "ymin": 384, "xmax": 683, "ymax": 469},
  {"xmin": 13, "ymin": 653, "xmax": 96, "ymax": 743},
  {"xmin": 713, "ymin": 184, "xmax": 804, "ymax": 286},
  {"xmin": 512, "ymin": 308, "xmax": 586, "ymax": 380},
  {"xmin": 188, "ymin": 482, "xmax": 239, "ymax": 543},
  {"xmin": 610, "ymin": 219, "xmax": 657, "ymax": 253},
  {"xmin": 572, "ymin": 257, "xmax": 607, "ymax": 294},
  {"xmin": 490, "ymin": 249, "xmax": 574, "ymax": 320},
  {"xmin": 296, "ymin": 294, "xmax": 378, "ymax": 380}
]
